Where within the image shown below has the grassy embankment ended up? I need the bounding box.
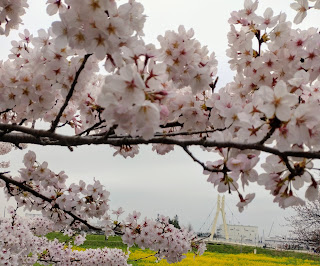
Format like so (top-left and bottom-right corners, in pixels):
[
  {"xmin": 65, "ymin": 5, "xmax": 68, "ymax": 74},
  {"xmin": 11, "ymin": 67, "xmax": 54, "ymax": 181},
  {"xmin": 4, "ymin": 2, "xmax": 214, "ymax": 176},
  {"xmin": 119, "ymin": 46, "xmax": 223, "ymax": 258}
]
[{"xmin": 43, "ymin": 232, "xmax": 320, "ymax": 265}]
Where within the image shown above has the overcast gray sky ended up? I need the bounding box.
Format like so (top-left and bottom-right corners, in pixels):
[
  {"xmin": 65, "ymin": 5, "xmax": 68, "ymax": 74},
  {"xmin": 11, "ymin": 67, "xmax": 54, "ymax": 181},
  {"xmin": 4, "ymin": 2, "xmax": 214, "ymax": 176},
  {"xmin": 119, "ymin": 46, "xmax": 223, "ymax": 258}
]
[{"xmin": 1, "ymin": 0, "xmax": 318, "ymax": 237}]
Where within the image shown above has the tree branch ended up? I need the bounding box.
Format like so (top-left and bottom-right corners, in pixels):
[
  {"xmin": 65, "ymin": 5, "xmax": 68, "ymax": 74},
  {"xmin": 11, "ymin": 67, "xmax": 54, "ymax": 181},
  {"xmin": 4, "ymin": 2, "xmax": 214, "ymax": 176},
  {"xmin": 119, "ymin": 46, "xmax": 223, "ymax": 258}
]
[
  {"xmin": 128, "ymin": 252, "xmax": 158, "ymax": 262},
  {"xmin": 0, "ymin": 173, "xmax": 102, "ymax": 231},
  {"xmin": 259, "ymin": 126, "xmax": 276, "ymax": 145},
  {"xmin": 77, "ymin": 119, "xmax": 106, "ymax": 136},
  {"xmin": 0, "ymin": 128, "xmax": 319, "ymax": 161},
  {"xmin": 160, "ymin": 121, "xmax": 183, "ymax": 128},
  {"xmin": 0, "ymin": 108, "xmax": 13, "ymax": 115},
  {"xmin": 155, "ymin": 127, "xmax": 228, "ymax": 137},
  {"xmin": 182, "ymin": 146, "xmax": 225, "ymax": 173},
  {"xmin": 0, "ymin": 122, "xmax": 318, "ymax": 176},
  {"xmin": 49, "ymin": 54, "xmax": 92, "ymax": 133},
  {"xmin": 39, "ymin": 258, "xmax": 81, "ymax": 263}
]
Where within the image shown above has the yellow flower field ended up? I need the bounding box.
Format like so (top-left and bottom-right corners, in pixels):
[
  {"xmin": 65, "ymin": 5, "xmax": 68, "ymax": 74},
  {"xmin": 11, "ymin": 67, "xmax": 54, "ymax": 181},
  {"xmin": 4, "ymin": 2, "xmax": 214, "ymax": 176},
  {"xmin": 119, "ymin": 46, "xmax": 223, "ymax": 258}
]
[{"xmin": 128, "ymin": 250, "xmax": 319, "ymax": 265}]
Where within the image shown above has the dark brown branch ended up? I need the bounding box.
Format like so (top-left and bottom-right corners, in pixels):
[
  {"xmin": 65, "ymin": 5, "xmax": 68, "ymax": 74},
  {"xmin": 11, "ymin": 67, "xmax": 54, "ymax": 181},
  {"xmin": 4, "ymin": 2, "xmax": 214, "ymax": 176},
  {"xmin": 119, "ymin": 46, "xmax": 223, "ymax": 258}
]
[
  {"xmin": 102, "ymin": 127, "xmax": 228, "ymax": 139},
  {"xmin": 128, "ymin": 252, "xmax": 158, "ymax": 262},
  {"xmin": 103, "ymin": 124, "xmax": 117, "ymax": 139},
  {"xmin": 182, "ymin": 146, "xmax": 225, "ymax": 173},
  {"xmin": 0, "ymin": 108, "xmax": 12, "ymax": 115},
  {"xmin": 0, "ymin": 173, "xmax": 102, "ymax": 231},
  {"xmin": 160, "ymin": 121, "xmax": 183, "ymax": 128},
  {"xmin": 18, "ymin": 118, "xmax": 27, "ymax": 126},
  {"xmin": 0, "ymin": 122, "xmax": 317, "ymax": 176},
  {"xmin": 259, "ymin": 126, "xmax": 276, "ymax": 145},
  {"xmin": 56, "ymin": 121, "xmax": 69, "ymax": 128},
  {"xmin": 209, "ymin": 76, "xmax": 219, "ymax": 92},
  {"xmin": 155, "ymin": 127, "xmax": 228, "ymax": 137},
  {"xmin": 77, "ymin": 119, "xmax": 106, "ymax": 136},
  {"xmin": 39, "ymin": 258, "xmax": 80, "ymax": 263},
  {"xmin": 49, "ymin": 54, "xmax": 92, "ymax": 132},
  {"xmin": 38, "ymin": 259, "xmax": 60, "ymax": 263}
]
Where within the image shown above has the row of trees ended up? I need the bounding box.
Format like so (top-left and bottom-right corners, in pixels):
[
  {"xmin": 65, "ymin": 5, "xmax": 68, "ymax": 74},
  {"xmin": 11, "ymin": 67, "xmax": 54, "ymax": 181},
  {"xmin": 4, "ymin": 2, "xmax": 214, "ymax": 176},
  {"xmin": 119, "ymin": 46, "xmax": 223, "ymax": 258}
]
[{"xmin": 287, "ymin": 199, "xmax": 320, "ymax": 250}]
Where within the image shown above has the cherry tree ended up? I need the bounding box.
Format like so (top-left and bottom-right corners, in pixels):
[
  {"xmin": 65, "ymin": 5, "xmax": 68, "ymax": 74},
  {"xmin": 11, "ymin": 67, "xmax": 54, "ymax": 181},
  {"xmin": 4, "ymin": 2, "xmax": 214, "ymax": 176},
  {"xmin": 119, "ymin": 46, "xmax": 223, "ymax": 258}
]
[
  {"xmin": 286, "ymin": 198, "xmax": 320, "ymax": 249},
  {"xmin": 0, "ymin": 0, "xmax": 320, "ymax": 265}
]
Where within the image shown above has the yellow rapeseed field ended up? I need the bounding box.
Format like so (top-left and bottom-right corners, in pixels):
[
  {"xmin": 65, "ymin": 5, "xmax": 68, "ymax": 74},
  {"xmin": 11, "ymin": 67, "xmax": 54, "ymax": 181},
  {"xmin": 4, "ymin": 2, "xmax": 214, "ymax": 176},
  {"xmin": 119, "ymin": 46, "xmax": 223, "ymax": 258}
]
[
  {"xmin": 128, "ymin": 250, "xmax": 319, "ymax": 265},
  {"xmin": 69, "ymin": 245, "xmax": 319, "ymax": 265}
]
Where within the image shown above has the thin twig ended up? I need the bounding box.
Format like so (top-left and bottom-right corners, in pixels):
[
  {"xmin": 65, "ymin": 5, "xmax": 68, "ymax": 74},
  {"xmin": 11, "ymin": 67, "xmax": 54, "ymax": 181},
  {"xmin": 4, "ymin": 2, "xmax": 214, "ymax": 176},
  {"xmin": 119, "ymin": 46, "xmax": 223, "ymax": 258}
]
[
  {"xmin": 128, "ymin": 253, "xmax": 158, "ymax": 262},
  {"xmin": 155, "ymin": 127, "xmax": 228, "ymax": 137},
  {"xmin": 160, "ymin": 121, "xmax": 183, "ymax": 128},
  {"xmin": 77, "ymin": 119, "xmax": 106, "ymax": 136},
  {"xmin": 193, "ymin": 235, "xmax": 211, "ymax": 243},
  {"xmin": 182, "ymin": 146, "xmax": 225, "ymax": 173},
  {"xmin": 259, "ymin": 126, "xmax": 276, "ymax": 145},
  {"xmin": 95, "ymin": 127, "xmax": 228, "ymax": 139},
  {"xmin": 0, "ymin": 108, "xmax": 12, "ymax": 115},
  {"xmin": 209, "ymin": 76, "xmax": 219, "ymax": 92}
]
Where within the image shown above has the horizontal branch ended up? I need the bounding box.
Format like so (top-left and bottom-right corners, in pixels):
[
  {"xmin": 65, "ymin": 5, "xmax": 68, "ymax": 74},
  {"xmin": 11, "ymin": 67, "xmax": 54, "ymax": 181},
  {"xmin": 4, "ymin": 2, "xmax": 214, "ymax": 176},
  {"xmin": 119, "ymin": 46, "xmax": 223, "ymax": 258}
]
[
  {"xmin": 0, "ymin": 123, "xmax": 320, "ymax": 165},
  {"xmin": 39, "ymin": 258, "xmax": 80, "ymax": 263},
  {"xmin": 102, "ymin": 127, "xmax": 228, "ymax": 139}
]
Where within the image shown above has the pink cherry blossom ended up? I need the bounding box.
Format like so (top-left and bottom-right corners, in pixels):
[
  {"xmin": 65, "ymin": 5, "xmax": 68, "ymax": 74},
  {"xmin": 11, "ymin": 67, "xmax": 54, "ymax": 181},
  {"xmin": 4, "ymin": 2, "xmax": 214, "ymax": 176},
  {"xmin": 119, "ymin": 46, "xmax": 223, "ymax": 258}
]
[
  {"xmin": 290, "ymin": 0, "xmax": 309, "ymax": 24},
  {"xmin": 258, "ymin": 81, "xmax": 298, "ymax": 121},
  {"xmin": 1, "ymin": 0, "xmax": 320, "ymax": 264}
]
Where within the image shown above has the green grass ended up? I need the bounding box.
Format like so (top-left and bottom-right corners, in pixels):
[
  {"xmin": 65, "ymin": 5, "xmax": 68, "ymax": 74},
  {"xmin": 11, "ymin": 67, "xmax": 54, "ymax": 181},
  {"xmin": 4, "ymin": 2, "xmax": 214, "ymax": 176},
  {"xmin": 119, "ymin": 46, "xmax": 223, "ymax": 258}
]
[
  {"xmin": 81, "ymin": 235, "xmax": 129, "ymax": 250},
  {"xmin": 45, "ymin": 232, "xmax": 133, "ymax": 250},
  {"xmin": 43, "ymin": 232, "xmax": 320, "ymax": 264},
  {"xmin": 206, "ymin": 242, "xmax": 320, "ymax": 262},
  {"xmin": 46, "ymin": 231, "xmax": 73, "ymax": 242}
]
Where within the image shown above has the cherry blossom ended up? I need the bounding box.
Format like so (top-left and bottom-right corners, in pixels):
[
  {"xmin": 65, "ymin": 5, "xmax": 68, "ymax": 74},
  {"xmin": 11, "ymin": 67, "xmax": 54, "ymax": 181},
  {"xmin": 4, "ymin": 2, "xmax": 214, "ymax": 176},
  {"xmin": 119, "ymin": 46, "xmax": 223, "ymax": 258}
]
[
  {"xmin": 290, "ymin": 0, "xmax": 309, "ymax": 24},
  {"xmin": 257, "ymin": 81, "xmax": 298, "ymax": 121},
  {"xmin": 236, "ymin": 193, "xmax": 255, "ymax": 212},
  {"xmin": 0, "ymin": 0, "xmax": 320, "ymax": 264}
]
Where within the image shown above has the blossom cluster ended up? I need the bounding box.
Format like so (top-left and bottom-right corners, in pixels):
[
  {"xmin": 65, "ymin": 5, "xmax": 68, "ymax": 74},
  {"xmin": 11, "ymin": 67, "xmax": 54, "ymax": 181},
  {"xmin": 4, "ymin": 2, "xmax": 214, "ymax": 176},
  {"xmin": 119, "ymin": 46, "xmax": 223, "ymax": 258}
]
[
  {"xmin": 0, "ymin": 206, "xmax": 204, "ymax": 265},
  {"xmin": 207, "ymin": 0, "xmax": 320, "ymax": 209},
  {"xmin": 0, "ymin": 208, "xmax": 129, "ymax": 265},
  {"xmin": 0, "ymin": 151, "xmax": 204, "ymax": 265},
  {"xmin": 0, "ymin": 0, "xmax": 28, "ymax": 36},
  {"xmin": 1, "ymin": 151, "xmax": 110, "ymax": 226},
  {"xmin": 290, "ymin": 0, "xmax": 320, "ymax": 24},
  {"xmin": 0, "ymin": 0, "xmax": 320, "ymax": 264},
  {"xmin": 120, "ymin": 212, "xmax": 206, "ymax": 263},
  {"xmin": 0, "ymin": 27, "xmax": 101, "ymax": 133}
]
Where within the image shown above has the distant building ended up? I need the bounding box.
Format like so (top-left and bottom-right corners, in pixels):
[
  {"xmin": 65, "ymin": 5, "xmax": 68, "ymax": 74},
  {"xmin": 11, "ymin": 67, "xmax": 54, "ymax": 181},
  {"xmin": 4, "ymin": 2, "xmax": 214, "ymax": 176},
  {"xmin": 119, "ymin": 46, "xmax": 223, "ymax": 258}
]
[{"xmin": 217, "ymin": 224, "xmax": 259, "ymax": 244}]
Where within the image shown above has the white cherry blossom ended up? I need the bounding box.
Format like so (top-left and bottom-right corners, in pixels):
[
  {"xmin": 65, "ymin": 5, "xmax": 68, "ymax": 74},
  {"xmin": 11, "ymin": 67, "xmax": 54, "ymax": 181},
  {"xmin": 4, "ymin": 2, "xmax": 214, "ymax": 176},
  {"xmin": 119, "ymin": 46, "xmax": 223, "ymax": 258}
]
[{"xmin": 258, "ymin": 81, "xmax": 298, "ymax": 121}]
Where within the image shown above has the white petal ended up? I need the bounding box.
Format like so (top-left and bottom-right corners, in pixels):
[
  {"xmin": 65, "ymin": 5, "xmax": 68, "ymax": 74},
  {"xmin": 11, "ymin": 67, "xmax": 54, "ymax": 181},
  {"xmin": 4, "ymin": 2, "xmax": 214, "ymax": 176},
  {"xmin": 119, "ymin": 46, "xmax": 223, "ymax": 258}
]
[
  {"xmin": 276, "ymin": 105, "xmax": 291, "ymax": 121},
  {"xmin": 290, "ymin": 3, "xmax": 301, "ymax": 11},
  {"xmin": 282, "ymin": 94, "xmax": 298, "ymax": 107},
  {"xmin": 244, "ymin": 0, "xmax": 253, "ymax": 9},
  {"xmin": 55, "ymin": 35, "xmax": 67, "ymax": 49},
  {"xmin": 292, "ymin": 177, "xmax": 304, "ymax": 190},
  {"xmin": 293, "ymin": 11, "xmax": 307, "ymax": 24},
  {"xmin": 305, "ymin": 185, "xmax": 319, "ymax": 201},
  {"xmin": 264, "ymin": 7, "xmax": 273, "ymax": 18},
  {"xmin": 260, "ymin": 86, "xmax": 274, "ymax": 102},
  {"xmin": 46, "ymin": 4, "xmax": 58, "ymax": 16},
  {"xmin": 274, "ymin": 80, "xmax": 288, "ymax": 97},
  {"xmin": 261, "ymin": 103, "xmax": 275, "ymax": 118}
]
